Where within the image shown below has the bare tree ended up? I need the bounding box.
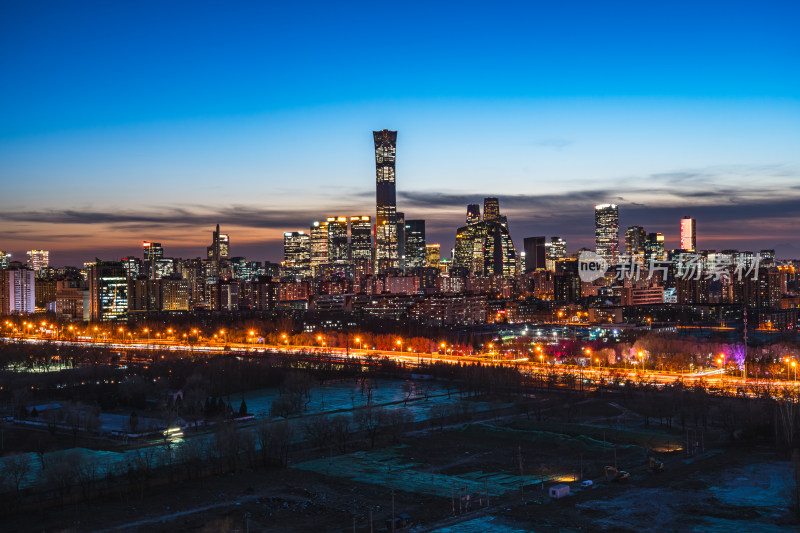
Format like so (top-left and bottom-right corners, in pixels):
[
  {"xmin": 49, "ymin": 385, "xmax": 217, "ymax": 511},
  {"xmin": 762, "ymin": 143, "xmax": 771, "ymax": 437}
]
[{"xmin": 5, "ymin": 453, "xmax": 32, "ymax": 497}]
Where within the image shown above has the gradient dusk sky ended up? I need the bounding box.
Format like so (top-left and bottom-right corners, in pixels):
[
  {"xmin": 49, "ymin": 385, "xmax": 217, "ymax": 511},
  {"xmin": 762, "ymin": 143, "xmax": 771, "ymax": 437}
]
[{"xmin": 1, "ymin": 1, "xmax": 799, "ymax": 266}]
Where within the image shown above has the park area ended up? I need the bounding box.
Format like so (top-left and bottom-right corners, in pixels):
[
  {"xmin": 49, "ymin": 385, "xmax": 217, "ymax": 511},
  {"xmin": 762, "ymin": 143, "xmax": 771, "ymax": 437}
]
[{"xmin": 2, "ymin": 375, "xmax": 797, "ymax": 532}]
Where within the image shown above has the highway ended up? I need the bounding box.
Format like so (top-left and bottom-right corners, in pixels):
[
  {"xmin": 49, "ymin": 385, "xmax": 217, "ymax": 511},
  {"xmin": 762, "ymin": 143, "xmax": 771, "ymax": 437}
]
[{"xmin": 5, "ymin": 333, "xmax": 796, "ymax": 393}]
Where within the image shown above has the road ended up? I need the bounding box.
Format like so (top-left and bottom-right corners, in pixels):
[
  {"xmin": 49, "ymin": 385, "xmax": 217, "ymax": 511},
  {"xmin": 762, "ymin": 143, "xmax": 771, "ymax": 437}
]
[{"xmin": 3, "ymin": 334, "xmax": 796, "ymax": 393}]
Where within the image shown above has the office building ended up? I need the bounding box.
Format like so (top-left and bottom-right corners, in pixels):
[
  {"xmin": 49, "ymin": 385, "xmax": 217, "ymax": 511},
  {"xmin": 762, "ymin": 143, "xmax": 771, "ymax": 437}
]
[
  {"xmin": 283, "ymin": 231, "xmax": 311, "ymax": 278},
  {"xmin": 524, "ymin": 236, "xmax": 546, "ymax": 273},
  {"xmin": 88, "ymin": 261, "xmax": 128, "ymax": 321},
  {"xmin": 426, "ymin": 244, "xmax": 441, "ymax": 269},
  {"xmin": 310, "ymin": 220, "xmax": 329, "ymax": 268},
  {"xmin": 374, "ymin": 129, "xmax": 399, "ymax": 271},
  {"xmin": 545, "ymin": 237, "xmax": 566, "ymax": 271},
  {"xmin": 142, "ymin": 241, "xmax": 163, "ymax": 279},
  {"xmin": 327, "ymin": 217, "xmax": 349, "ymax": 262},
  {"xmin": 121, "ymin": 257, "xmax": 142, "ymax": 279},
  {"xmin": 466, "ymin": 204, "xmax": 481, "ymax": 225},
  {"xmin": 207, "ymin": 224, "xmax": 230, "ymax": 262},
  {"xmin": 453, "ymin": 198, "xmax": 517, "ymax": 277},
  {"xmin": 625, "ymin": 226, "xmax": 647, "ymax": 259},
  {"xmin": 680, "ymin": 217, "xmax": 696, "ymax": 252},
  {"xmin": 26, "ymin": 250, "xmax": 49, "ymax": 272},
  {"xmin": 404, "ymin": 220, "xmax": 426, "ymax": 269},
  {"xmin": 396, "ymin": 211, "xmax": 406, "ymax": 268},
  {"xmin": 644, "ymin": 233, "xmax": 665, "ymax": 262},
  {"xmin": 0, "ymin": 251, "xmax": 10, "ymax": 269},
  {"xmin": 594, "ymin": 204, "xmax": 619, "ymax": 264},
  {"xmin": 483, "ymin": 198, "xmax": 500, "ymax": 222},
  {"xmin": 350, "ymin": 216, "xmax": 372, "ymax": 260}
]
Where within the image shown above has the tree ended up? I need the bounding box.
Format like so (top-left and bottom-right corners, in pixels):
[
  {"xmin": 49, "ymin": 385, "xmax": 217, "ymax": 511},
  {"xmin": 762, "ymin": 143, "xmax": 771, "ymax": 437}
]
[
  {"xmin": 5, "ymin": 453, "xmax": 31, "ymax": 497},
  {"xmin": 239, "ymin": 399, "xmax": 248, "ymax": 417},
  {"xmin": 354, "ymin": 405, "xmax": 386, "ymax": 448}
]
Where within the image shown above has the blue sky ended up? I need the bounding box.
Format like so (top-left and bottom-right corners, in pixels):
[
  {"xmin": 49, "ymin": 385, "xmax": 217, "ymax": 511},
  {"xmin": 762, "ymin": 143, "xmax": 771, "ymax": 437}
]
[{"xmin": 1, "ymin": 1, "xmax": 799, "ymax": 264}]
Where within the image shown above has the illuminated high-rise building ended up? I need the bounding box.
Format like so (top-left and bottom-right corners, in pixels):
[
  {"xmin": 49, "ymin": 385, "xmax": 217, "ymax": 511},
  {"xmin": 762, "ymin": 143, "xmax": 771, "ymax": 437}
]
[
  {"xmin": 625, "ymin": 226, "xmax": 647, "ymax": 259},
  {"xmin": 88, "ymin": 261, "xmax": 128, "ymax": 322},
  {"xmin": 374, "ymin": 129, "xmax": 399, "ymax": 271},
  {"xmin": 404, "ymin": 220, "xmax": 426, "ymax": 269},
  {"xmin": 0, "ymin": 251, "xmax": 10, "ymax": 269},
  {"xmin": 644, "ymin": 233, "xmax": 665, "ymax": 262},
  {"xmin": 26, "ymin": 250, "xmax": 49, "ymax": 271},
  {"xmin": 483, "ymin": 198, "xmax": 500, "ymax": 222},
  {"xmin": 350, "ymin": 216, "xmax": 372, "ymax": 261},
  {"xmin": 523, "ymin": 236, "xmax": 546, "ymax": 273},
  {"xmin": 121, "ymin": 257, "xmax": 142, "ymax": 279},
  {"xmin": 207, "ymin": 224, "xmax": 230, "ymax": 262},
  {"xmin": 327, "ymin": 217, "xmax": 349, "ymax": 262},
  {"xmin": 594, "ymin": 204, "xmax": 619, "ymax": 264},
  {"xmin": 0, "ymin": 268, "xmax": 36, "ymax": 315},
  {"xmin": 453, "ymin": 198, "xmax": 517, "ymax": 277},
  {"xmin": 283, "ymin": 231, "xmax": 311, "ymax": 278},
  {"xmin": 425, "ymin": 244, "xmax": 441, "ymax": 269},
  {"xmin": 466, "ymin": 204, "xmax": 481, "ymax": 225},
  {"xmin": 545, "ymin": 236, "xmax": 567, "ymax": 271},
  {"xmin": 142, "ymin": 242, "xmax": 163, "ymax": 279},
  {"xmin": 310, "ymin": 220, "xmax": 329, "ymax": 268},
  {"xmin": 396, "ymin": 211, "xmax": 406, "ymax": 268},
  {"xmin": 680, "ymin": 217, "xmax": 696, "ymax": 252}
]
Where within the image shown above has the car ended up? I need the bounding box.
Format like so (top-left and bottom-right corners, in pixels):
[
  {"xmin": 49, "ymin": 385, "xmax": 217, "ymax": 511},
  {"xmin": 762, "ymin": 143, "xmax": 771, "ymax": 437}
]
[{"xmin": 581, "ymin": 480, "xmax": 593, "ymax": 488}]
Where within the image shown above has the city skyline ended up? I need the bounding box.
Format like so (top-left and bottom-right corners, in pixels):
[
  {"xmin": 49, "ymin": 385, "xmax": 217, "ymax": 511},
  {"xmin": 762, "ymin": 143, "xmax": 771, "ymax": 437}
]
[{"xmin": 2, "ymin": 2, "xmax": 799, "ymax": 264}]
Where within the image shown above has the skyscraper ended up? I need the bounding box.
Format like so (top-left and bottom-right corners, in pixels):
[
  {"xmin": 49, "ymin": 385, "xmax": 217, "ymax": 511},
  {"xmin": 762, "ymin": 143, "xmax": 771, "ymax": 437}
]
[
  {"xmin": 594, "ymin": 204, "xmax": 619, "ymax": 264},
  {"xmin": 143, "ymin": 241, "xmax": 163, "ymax": 279},
  {"xmin": 374, "ymin": 129, "xmax": 398, "ymax": 271},
  {"xmin": 523, "ymin": 236, "xmax": 546, "ymax": 273},
  {"xmin": 453, "ymin": 198, "xmax": 517, "ymax": 277},
  {"xmin": 644, "ymin": 233, "xmax": 665, "ymax": 262},
  {"xmin": 0, "ymin": 268, "xmax": 35, "ymax": 315},
  {"xmin": 0, "ymin": 251, "xmax": 10, "ymax": 269},
  {"xmin": 327, "ymin": 217, "xmax": 349, "ymax": 262},
  {"xmin": 88, "ymin": 261, "xmax": 128, "ymax": 322},
  {"xmin": 483, "ymin": 198, "xmax": 500, "ymax": 222},
  {"xmin": 350, "ymin": 216, "xmax": 372, "ymax": 258},
  {"xmin": 425, "ymin": 244, "xmax": 441, "ymax": 269},
  {"xmin": 396, "ymin": 211, "xmax": 406, "ymax": 268},
  {"xmin": 26, "ymin": 250, "xmax": 49, "ymax": 271},
  {"xmin": 283, "ymin": 231, "xmax": 311, "ymax": 278},
  {"xmin": 466, "ymin": 204, "xmax": 481, "ymax": 225},
  {"xmin": 625, "ymin": 226, "xmax": 647, "ymax": 259},
  {"xmin": 207, "ymin": 224, "xmax": 230, "ymax": 262},
  {"xmin": 680, "ymin": 217, "xmax": 696, "ymax": 252},
  {"xmin": 404, "ymin": 220, "xmax": 426, "ymax": 269},
  {"xmin": 545, "ymin": 236, "xmax": 567, "ymax": 271},
  {"xmin": 310, "ymin": 220, "xmax": 329, "ymax": 269}
]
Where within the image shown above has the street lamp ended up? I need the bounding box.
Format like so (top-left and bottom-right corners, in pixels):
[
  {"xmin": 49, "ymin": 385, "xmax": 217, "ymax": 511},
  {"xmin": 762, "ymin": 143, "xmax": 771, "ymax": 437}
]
[
  {"xmin": 396, "ymin": 339, "xmax": 402, "ymax": 352},
  {"xmin": 355, "ymin": 337, "xmax": 361, "ymax": 351},
  {"xmin": 793, "ymin": 360, "xmax": 797, "ymax": 383}
]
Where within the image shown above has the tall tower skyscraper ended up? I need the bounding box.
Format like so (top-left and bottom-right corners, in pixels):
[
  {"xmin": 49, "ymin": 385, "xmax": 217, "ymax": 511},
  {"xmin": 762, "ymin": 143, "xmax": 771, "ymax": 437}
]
[
  {"xmin": 483, "ymin": 198, "xmax": 500, "ymax": 222},
  {"xmin": 523, "ymin": 236, "xmax": 546, "ymax": 273},
  {"xmin": 625, "ymin": 226, "xmax": 647, "ymax": 259},
  {"xmin": 309, "ymin": 220, "xmax": 329, "ymax": 269},
  {"xmin": 644, "ymin": 232, "xmax": 665, "ymax": 262},
  {"xmin": 374, "ymin": 129, "xmax": 398, "ymax": 271},
  {"xmin": 350, "ymin": 216, "xmax": 373, "ymax": 261},
  {"xmin": 0, "ymin": 251, "xmax": 11, "ymax": 269},
  {"xmin": 680, "ymin": 217, "xmax": 696, "ymax": 252},
  {"xmin": 594, "ymin": 204, "xmax": 619, "ymax": 264},
  {"xmin": 466, "ymin": 204, "xmax": 481, "ymax": 225},
  {"xmin": 404, "ymin": 220, "xmax": 426, "ymax": 269},
  {"xmin": 283, "ymin": 232, "xmax": 311, "ymax": 278},
  {"xmin": 327, "ymin": 216, "xmax": 349, "ymax": 262},
  {"xmin": 207, "ymin": 224, "xmax": 230, "ymax": 262}
]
